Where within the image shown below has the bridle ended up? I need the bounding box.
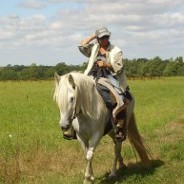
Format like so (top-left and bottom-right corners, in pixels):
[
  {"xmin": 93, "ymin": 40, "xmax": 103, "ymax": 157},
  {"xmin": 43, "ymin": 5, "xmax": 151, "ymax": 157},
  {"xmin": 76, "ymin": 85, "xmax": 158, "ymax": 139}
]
[{"xmin": 70, "ymin": 86, "xmax": 81, "ymax": 120}]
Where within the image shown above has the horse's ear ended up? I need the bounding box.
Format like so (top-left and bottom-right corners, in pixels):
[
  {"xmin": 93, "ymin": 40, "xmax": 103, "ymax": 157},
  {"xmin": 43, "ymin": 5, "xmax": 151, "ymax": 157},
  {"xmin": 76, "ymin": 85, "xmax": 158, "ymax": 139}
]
[
  {"xmin": 54, "ymin": 72, "xmax": 60, "ymax": 85},
  {"xmin": 68, "ymin": 74, "xmax": 75, "ymax": 89}
]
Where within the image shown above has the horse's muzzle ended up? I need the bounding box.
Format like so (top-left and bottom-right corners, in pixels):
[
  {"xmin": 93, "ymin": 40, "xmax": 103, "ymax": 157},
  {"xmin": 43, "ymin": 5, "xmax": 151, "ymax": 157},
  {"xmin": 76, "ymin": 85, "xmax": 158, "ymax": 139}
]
[{"xmin": 61, "ymin": 124, "xmax": 70, "ymax": 132}]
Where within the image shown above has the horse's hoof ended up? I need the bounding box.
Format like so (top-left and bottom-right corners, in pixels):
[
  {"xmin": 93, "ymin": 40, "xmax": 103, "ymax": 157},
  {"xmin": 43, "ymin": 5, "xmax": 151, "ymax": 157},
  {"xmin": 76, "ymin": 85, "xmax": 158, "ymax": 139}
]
[
  {"xmin": 109, "ymin": 173, "xmax": 117, "ymax": 179},
  {"xmin": 83, "ymin": 175, "xmax": 95, "ymax": 184},
  {"xmin": 83, "ymin": 179, "xmax": 94, "ymax": 184},
  {"xmin": 119, "ymin": 163, "xmax": 127, "ymax": 169},
  {"xmin": 91, "ymin": 176, "xmax": 95, "ymax": 181}
]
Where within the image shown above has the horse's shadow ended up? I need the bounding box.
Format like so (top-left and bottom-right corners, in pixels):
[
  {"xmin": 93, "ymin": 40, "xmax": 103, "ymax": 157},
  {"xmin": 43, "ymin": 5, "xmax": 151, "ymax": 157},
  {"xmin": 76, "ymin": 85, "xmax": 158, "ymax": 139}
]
[{"xmin": 98, "ymin": 159, "xmax": 164, "ymax": 184}]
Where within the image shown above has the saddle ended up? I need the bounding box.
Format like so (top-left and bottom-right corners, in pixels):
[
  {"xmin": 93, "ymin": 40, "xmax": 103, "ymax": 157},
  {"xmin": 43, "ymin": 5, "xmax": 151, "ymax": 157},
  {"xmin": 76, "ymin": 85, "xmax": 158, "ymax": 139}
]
[
  {"xmin": 96, "ymin": 78, "xmax": 132, "ymax": 141},
  {"xmin": 96, "ymin": 78, "xmax": 131, "ymax": 118}
]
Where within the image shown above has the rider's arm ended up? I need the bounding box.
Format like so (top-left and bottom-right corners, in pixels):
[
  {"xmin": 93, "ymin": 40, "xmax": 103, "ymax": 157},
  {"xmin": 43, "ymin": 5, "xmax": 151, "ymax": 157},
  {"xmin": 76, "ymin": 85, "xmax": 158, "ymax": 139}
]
[
  {"xmin": 79, "ymin": 34, "xmax": 96, "ymax": 46},
  {"xmin": 78, "ymin": 34, "xmax": 97, "ymax": 58},
  {"xmin": 109, "ymin": 51, "xmax": 124, "ymax": 75}
]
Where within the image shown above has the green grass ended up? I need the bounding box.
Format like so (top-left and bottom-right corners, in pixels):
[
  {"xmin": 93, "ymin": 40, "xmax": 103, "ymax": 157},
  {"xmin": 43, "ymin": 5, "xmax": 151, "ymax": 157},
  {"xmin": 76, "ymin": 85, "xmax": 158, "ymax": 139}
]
[
  {"xmin": 130, "ymin": 77, "xmax": 184, "ymax": 131},
  {"xmin": 0, "ymin": 77, "xmax": 184, "ymax": 184}
]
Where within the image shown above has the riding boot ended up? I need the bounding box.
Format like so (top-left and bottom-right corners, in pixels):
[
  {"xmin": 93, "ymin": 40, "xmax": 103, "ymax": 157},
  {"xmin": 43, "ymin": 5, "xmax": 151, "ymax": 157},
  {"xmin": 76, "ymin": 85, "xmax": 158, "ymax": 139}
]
[
  {"xmin": 114, "ymin": 111, "xmax": 127, "ymax": 142},
  {"xmin": 63, "ymin": 126, "xmax": 77, "ymax": 140}
]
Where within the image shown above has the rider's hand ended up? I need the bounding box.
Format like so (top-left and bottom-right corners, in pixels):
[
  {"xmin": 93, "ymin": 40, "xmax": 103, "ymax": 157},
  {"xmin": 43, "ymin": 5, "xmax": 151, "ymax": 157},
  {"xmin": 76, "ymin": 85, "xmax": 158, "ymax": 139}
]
[
  {"xmin": 97, "ymin": 60, "xmax": 105, "ymax": 67},
  {"xmin": 97, "ymin": 60, "xmax": 112, "ymax": 68}
]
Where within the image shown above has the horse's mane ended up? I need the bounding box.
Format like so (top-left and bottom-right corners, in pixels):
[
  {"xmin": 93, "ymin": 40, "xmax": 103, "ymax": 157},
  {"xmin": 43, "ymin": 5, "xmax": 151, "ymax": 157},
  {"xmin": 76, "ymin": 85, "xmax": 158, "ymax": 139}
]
[{"xmin": 54, "ymin": 72, "xmax": 107, "ymax": 119}]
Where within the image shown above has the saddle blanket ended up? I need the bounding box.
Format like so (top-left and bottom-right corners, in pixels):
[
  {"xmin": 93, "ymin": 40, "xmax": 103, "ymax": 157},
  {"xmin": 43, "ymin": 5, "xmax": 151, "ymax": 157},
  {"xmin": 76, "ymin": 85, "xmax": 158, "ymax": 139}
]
[{"xmin": 96, "ymin": 78, "xmax": 125, "ymax": 119}]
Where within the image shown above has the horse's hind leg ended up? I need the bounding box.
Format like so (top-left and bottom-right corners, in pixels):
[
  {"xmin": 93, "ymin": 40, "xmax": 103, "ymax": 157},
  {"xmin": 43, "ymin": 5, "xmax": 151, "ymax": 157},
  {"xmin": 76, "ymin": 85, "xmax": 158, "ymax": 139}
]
[
  {"xmin": 108, "ymin": 129, "xmax": 126, "ymax": 178},
  {"xmin": 109, "ymin": 141, "xmax": 124, "ymax": 177},
  {"xmin": 116, "ymin": 142, "xmax": 127, "ymax": 169}
]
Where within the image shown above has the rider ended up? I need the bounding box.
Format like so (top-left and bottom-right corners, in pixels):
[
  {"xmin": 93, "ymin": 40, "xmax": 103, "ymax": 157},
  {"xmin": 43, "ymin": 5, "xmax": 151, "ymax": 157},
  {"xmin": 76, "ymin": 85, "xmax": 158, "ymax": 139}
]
[{"xmin": 78, "ymin": 26, "xmax": 130, "ymax": 141}]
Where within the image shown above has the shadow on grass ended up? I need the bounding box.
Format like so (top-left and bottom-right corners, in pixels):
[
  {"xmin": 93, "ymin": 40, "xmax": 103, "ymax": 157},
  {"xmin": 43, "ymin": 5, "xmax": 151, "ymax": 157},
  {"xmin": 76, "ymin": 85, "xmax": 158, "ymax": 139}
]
[{"xmin": 98, "ymin": 159, "xmax": 164, "ymax": 184}]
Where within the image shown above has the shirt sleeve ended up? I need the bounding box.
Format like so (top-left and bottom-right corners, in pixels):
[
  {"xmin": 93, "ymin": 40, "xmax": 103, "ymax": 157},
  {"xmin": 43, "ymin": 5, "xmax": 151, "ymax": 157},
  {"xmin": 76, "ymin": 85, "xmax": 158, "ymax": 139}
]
[
  {"xmin": 111, "ymin": 51, "xmax": 124, "ymax": 75},
  {"xmin": 78, "ymin": 43, "xmax": 94, "ymax": 58}
]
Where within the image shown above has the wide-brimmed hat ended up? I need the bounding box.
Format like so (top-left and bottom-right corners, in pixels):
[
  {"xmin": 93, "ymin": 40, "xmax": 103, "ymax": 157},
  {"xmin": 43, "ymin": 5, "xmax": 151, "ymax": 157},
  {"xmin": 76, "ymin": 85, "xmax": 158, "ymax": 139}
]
[{"xmin": 95, "ymin": 26, "xmax": 111, "ymax": 38}]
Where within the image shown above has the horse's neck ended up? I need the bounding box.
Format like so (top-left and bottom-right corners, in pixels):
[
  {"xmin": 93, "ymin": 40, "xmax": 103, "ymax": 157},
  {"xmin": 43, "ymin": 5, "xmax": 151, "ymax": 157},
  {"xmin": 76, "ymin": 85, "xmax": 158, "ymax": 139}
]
[{"xmin": 78, "ymin": 81, "xmax": 108, "ymax": 121}]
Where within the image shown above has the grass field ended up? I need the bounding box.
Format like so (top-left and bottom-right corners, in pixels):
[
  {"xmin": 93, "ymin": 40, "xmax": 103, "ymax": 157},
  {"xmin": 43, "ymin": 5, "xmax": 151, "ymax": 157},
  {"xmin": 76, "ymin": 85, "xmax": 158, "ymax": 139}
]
[{"xmin": 0, "ymin": 77, "xmax": 184, "ymax": 184}]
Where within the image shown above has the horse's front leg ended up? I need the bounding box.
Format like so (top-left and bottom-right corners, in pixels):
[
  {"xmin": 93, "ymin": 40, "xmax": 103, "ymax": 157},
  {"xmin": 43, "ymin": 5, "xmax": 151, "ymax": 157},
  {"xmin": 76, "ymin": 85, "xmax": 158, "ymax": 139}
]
[
  {"xmin": 77, "ymin": 136, "xmax": 95, "ymax": 183},
  {"xmin": 84, "ymin": 147, "xmax": 95, "ymax": 184}
]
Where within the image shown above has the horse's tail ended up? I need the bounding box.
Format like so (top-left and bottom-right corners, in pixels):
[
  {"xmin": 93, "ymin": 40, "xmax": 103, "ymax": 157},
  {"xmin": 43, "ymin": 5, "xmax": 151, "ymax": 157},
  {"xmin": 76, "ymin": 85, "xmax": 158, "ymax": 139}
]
[{"xmin": 127, "ymin": 113, "xmax": 150, "ymax": 166}]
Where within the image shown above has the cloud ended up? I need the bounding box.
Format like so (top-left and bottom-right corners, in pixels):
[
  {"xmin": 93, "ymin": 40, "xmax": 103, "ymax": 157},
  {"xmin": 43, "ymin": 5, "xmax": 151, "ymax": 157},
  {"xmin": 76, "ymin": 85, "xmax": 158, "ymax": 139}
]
[
  {"xmin": 0, "ymin": 0, "xmax": 183, "ymax": 66},
  {"xmin": 19, "ymin": 0, "xmax": 46, "ymax": 9}
]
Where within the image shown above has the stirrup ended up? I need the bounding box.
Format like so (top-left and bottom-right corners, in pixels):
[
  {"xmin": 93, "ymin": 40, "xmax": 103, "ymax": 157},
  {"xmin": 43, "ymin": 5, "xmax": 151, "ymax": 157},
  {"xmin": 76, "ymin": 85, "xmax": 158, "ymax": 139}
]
[
  {"xmin": 115, "ymin": 123, "xmax": 127, "ymax": 142},
  {"xmin": 115, "ymin": 133, "xmax": 126, "ymax": 142}
]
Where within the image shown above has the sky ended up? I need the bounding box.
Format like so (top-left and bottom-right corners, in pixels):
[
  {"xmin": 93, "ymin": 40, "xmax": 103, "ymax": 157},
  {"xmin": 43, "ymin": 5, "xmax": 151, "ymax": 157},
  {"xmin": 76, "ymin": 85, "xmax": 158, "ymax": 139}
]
[{"xmin": 0, "ymin": 0, "xmax": 184, "ymax": 66}]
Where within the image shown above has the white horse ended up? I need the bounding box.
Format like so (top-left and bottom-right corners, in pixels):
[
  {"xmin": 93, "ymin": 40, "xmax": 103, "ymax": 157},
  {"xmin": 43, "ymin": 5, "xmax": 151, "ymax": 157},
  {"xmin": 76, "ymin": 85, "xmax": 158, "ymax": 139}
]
[{"xmin": 54, "ymin": 72, "xmax": 150, "ymax": 184}]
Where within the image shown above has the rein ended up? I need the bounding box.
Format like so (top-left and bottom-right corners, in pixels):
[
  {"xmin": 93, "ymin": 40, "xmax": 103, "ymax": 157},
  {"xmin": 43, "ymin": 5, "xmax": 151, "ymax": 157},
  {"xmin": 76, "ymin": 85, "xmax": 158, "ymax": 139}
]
[
  {"xmin": 71, "ymin": 105, "xmax": 77, "ymax": 120},
  {"xmin": 71, "ymin": 86, "xmax": 80, "ymax": 120}
]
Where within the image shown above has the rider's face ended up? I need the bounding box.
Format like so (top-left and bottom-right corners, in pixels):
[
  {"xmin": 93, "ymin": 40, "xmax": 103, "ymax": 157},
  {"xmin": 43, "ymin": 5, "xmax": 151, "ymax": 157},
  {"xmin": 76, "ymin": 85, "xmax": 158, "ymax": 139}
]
[{"xmin": 98, "ymin": 36, "xmax": 110, "ymax": 47}]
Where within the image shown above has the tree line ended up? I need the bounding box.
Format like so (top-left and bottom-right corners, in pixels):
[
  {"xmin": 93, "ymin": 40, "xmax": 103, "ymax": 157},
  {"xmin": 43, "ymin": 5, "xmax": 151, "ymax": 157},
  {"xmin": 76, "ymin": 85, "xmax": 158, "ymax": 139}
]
[{"xmin": 0, "ymin": 56, "xmax": 183, "ymax": 80}]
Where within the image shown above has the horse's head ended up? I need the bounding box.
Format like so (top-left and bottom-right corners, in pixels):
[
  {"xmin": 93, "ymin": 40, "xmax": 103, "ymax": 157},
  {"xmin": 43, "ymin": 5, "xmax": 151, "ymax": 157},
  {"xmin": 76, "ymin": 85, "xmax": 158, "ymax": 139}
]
[{"xmin": 54, "ymin": 72, "xmax": 78, "ymax": 133}]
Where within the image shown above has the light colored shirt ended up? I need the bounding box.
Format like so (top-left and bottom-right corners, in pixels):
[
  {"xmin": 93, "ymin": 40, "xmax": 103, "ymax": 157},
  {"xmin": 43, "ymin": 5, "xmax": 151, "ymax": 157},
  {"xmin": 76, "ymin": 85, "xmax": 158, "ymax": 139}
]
[{"xmin": 78, "ymin": 42, "xmax": 128, "ymax": 90}]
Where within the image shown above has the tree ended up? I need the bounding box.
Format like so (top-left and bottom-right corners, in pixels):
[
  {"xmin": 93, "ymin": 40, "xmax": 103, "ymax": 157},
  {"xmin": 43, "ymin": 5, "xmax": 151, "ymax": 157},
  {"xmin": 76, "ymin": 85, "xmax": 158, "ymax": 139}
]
[
  {"xmin": 163, "ymin": 62, "xmax": 178, "ymax": 76},
  {"xmin": 0, "ymin": 68, "xmax": 17, "ymax": 80},
  {"xmin": 148, "ymin": 56, "xmax": 163, "ymax": 76}
]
